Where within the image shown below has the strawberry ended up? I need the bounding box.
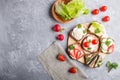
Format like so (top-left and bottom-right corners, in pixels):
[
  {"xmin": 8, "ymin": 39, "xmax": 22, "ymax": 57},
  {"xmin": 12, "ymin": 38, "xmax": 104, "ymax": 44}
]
[
  {"xmin": 69, "ymin": 67, "xmax": 77, "ymax": 74},
  {"xmin": 57, "ymin": 54, "xmax": 66, "ymax": 62},
  {"xmin": 68, "ymin": 44, "xmax": 83, "ymax": 60},
  {"xmin": 107, "ymin": 44, "xmax": 114, "ymax": 53}
]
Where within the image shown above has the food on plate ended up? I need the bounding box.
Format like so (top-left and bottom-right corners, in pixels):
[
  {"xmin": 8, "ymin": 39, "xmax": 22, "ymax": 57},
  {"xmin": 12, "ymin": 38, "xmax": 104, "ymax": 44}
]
[
  {"xmin": 57, "ymin": 54, "xmax": 66, "ymax": 62},
  {"xmin": 52, "ymin": 0, "xmax": 89, "ymax": 23},
  {"xmin": 88, "ymin": 22, "xmax": 106, "ymax": 37},
  {"xmin": 68, "ymin": 43, "xmax": 84, "ymax": 60},
  {"xmin": 68, "ymin": 67, "xmax": 78, "ymax": 74},
  {"xmin": 67, "ymin": 22, "xmax": 115, "ymax": 68},
  {"xmin": 82, "ymin": 34, "xmax": 99, "ymax": 53},
  {"xmin": 57, "ymin": 34, "xmax": 64, "ymax": 41},
  {"xmin": 100, "ymin": 38, "xmax": 114, "ymax": 54},
  {"xmin": 70, "ymin": 24, "xmax": 87, "ymax": 41},
  {"xmin": 84, "ymin": 54, "xmax": 102, "ymax": 68}
]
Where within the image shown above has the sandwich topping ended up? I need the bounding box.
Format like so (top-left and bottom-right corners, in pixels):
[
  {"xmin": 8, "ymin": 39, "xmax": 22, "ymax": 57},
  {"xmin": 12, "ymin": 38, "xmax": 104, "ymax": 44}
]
[
  {"xmin": 82, "ymin": 35, "xmax": 99, "ymax": 53},
  {"xmin": 100, "ymin": 38, "xmax": 114, "ymax": 54},
  {"xmin": 88, "ymin": 22, "xmax": 106, "ymax": 37},
  {"xmin": 68, "ymin": 44, "xmax": 84, "ymax": 60},
  {"xmin": 72, "ymin": 24, "xmax": 87, "ymax": 40},
  {"xmin": 84, "ymin": 54, "xmax": 102, "ymax": 68}
]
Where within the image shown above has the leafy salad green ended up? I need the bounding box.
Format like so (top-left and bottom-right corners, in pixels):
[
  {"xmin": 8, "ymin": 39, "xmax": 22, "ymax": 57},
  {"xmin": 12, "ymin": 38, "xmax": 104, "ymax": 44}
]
[{"xmin": 55, "ymin": 0, "xmax": 90, "ymax": 20}]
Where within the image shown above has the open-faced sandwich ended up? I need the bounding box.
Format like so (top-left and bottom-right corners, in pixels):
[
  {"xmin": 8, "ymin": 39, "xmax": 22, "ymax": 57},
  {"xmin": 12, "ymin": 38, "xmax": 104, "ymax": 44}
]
[
  {"xmin": 70, "ymin": 24, "xmax": 87, "ymax": 41},
  {"xmin": 67, "ymin": 21, "xmax": 115, "ymax": 68},
  {"xmin": 52, "ymin": 0, "xmax": 90, "ymax": 23},
  {"xmin": 82, "ymin": 34, "xmax": 100, "ymax": 53},
  {"xmin": 100, "ymin": 38, "xmax": 114, "ymax": 54},
  {"xmin": 84, "ymin": 54, "xmax": 102, "ymax": 68}
]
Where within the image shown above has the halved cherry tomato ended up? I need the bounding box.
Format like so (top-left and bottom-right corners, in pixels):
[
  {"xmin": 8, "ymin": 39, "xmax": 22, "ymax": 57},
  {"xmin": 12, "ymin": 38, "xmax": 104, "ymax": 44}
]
[
  {"xmin": 92, "ymin": 39, "xmax": 98, "ymax": 45},
  {"xmin": 107, "ymin": 44, "xmax": 114, "ymax": 53},
  {"xmin": 83, "ymin": 42, "xmax": 90, "ymax": 47},
  {"xmin": 92, "ymin": 9, "xmax": 99, "ymax": 15},
  {"xmin": 100, "ymin": 6, "xmax": 107, "ymax": 12},
  {"xmin": 102, "ymin": 16, "xmax": 110, "ymax": 22}
]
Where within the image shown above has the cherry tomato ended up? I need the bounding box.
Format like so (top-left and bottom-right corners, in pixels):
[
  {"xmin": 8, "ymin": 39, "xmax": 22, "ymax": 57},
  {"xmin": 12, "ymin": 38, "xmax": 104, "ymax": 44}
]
[
  {"xmin": 100, "ymin": 6, "xmax": 107, "ymax": 12},
  {"xmin": 92, "ymin": 9, "xmax": 99, "ymax": 15},
  {"xmin": 102, "ymin": 16, "xmax": 110, "ymax": 22},
  {"xmin": 92, "ymin": 39, "xmax": 98, "ymax": 45},
  {"xmin": 57, "ymin": 34, "xmax": 64, "ymax": 41},
  {"xmin": 83, "ymin": 42, "xmax": 90, "ymax": 47}
]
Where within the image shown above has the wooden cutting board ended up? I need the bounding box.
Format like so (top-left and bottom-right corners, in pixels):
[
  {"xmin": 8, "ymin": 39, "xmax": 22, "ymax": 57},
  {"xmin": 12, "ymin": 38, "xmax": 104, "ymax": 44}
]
[{"xmin": 67, "ymin": 23, "xmax": 106, "ymax": 64}]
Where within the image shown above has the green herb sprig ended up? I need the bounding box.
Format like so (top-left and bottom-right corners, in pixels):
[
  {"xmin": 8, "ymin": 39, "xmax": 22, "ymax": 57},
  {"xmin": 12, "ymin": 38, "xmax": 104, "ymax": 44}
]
[{"xmin": 106, "ymin": 61, "xmax": 118, "ymax": 73}]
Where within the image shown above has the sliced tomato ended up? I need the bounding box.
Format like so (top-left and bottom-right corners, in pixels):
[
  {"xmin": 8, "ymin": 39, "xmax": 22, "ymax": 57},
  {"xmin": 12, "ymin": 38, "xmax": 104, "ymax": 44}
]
[{"xmin": 107, "ymin": 44, "xmax": 114, "ymax": 53}]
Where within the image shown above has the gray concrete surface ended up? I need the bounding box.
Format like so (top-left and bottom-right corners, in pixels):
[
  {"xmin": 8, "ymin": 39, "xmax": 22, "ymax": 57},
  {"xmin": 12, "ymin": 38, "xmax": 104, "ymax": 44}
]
[{"xmin": 0, "ymin": 0, "xmax": 120, "ymax": 80}]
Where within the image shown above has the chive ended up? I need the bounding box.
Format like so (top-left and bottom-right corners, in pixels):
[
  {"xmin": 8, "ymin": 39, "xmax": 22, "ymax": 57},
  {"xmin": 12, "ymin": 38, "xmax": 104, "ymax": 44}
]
[{"xmin": 69, "ymin": 45, "xmax": 74, "ymax": 50}]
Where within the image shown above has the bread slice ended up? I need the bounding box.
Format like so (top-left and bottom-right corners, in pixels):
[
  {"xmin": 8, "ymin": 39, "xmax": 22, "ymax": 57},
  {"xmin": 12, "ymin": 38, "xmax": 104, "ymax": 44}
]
[
  {"xmin": 52, "ymin": 0, "xmax": 74, "ymax": 23},
  {"xmin": 69, "ymin": 23, "xmax": 89, "ymax": 41},
  {"xmin": 68, "ymin": 23, "xmax": 90, "ymax": 46}
]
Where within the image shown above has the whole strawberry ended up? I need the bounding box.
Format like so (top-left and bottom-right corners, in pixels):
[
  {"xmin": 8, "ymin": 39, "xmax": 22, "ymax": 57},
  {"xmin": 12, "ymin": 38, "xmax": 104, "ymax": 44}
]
[
  {"xmin": 69, "ymin": 67, "xmax": 78, "ymax": 74},
  {"xmin": 57, "ymin": 54, "xmax": 66, "ymax": 62}
]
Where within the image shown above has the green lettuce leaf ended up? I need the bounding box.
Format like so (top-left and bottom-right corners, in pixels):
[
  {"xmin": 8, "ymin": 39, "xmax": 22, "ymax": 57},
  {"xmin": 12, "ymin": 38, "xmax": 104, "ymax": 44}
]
[{"xmin": 55, "ymin": 0, "xmax": 89, "ymax": 20}]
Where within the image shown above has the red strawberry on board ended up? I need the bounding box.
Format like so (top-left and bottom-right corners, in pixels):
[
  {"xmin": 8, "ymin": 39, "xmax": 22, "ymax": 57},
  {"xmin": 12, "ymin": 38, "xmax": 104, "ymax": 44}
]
[{"xmin": 57, "ymin": 54, "xmax": 66, "ymax": 62}]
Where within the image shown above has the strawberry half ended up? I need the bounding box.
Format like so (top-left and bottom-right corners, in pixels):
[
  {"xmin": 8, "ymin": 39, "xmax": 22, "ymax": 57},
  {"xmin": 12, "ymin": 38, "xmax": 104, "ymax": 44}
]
[
  {"xmin": 57, "ymin": 54, "xmax": 66, "ymax": 62},
  {"xmin": 69, "ymin": 67, "xmax": 77, "ymax": 74},
  {"xmin": 107, "ymin": 44, "xmax": 114, "ymax": 53},
  {"xmin": 68, "ymin": 44, "xmax": 83, "ymax": 60}
]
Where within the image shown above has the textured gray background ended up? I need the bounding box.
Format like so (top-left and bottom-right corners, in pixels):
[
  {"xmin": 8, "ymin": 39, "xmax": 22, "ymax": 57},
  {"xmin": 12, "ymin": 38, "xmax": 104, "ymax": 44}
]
[{"xmin": 0, "ymin": 0, "xmax": 120, "ymax": 80}]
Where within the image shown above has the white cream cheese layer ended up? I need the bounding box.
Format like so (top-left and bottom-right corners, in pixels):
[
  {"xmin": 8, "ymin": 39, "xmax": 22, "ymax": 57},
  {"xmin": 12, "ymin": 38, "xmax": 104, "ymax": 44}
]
[{"xmin": 72, "ymin": 25, "xmax": 86, "ymax": 40}]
